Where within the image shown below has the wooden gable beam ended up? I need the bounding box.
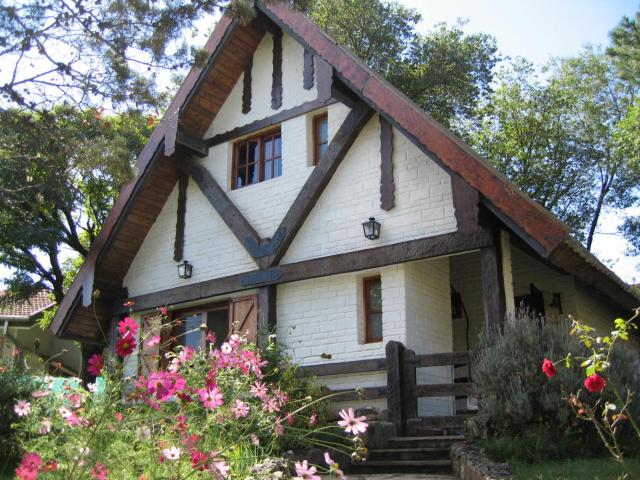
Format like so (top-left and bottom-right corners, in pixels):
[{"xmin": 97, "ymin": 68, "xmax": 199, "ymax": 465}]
[
  {"xmin": 180, "ymin": 159, "xmax": 262, "ymax": 262},
  {"xmin": 266, "ymin": 100, "xmax": 374, "ymax": 267},
  {"xmin": 379, "ymin": 116, "xmax": 394, "ymax": 211},
  {"xmin": 173, "ymin": 173, "xmax": 188, "ymax": 262}
]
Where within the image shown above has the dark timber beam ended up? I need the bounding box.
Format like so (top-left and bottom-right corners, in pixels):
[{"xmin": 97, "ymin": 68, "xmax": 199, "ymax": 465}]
[
  {"xmin": 242, "ymin": 57, "xmax": 253, "ymax": 114},
  {"xmin": 180, "ymin": 159, "xmax": 262, "ymax": 261},
  {"xmin": 271, "ymin": 30, "xmax": 283, "ymax": 109},
  {"xmin": 379, "ymin": 116, "xmax": 394, "ymax": 211},
  {"xmin": 267, "ymin": 100, "xmax": 374, "ymax": 266},
  {"xmin": 480, "ymin": 241, "xmax": 506, "ymax": 334},
  {"xmin": 256, "ymin": 285, "xmax": 276, "ymax": 347},
  {"xmin": 303, "ymin": 48, "xmax": 314, "ymax": 90},
  {"xmin": 173, "ymin": 173, "xmax": 188, "ymax": 262},
  {"xmin": 451, "ymin": 173, "xmax": 480, "ymax": 235},
  {"xmin": 176, "ymin": 132, "xmax": 208, "ymax": 158},
  {"xmin": 113, "ymin": 228, "xmax": 493, "ymax": 314}
]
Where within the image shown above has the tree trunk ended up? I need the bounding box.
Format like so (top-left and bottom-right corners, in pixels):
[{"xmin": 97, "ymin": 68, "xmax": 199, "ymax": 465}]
[{"xmin": 586, "ymin": 181, "xmax": 610, "ymax": 251}]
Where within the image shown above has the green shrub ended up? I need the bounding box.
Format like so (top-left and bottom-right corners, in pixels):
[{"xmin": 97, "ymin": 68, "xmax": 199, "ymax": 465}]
[{"xmin": 473, "ymin": 309, "xmax": 640, "ymax": 462}]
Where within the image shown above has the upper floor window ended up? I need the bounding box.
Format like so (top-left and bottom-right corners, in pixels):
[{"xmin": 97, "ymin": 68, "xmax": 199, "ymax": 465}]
[
  {"xmin": 363, "ymin": 275, "xmax": 382, "ymax": 343},
  {"xmin": 233, "ymin": 129, "xmax": 282, "ymax": 189},
  {"xmin": 312, "ymin": 113, "xmax": 328, "ymax": 165}
]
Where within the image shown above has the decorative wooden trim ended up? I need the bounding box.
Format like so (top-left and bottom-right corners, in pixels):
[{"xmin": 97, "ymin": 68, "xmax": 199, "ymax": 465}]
[
  {"xmin": 480, "ymin": 242, "xmax": 506, "ymax": 334},
  {"xmin": 327, "ymin": 386, "xmax": 387, "ymax": 401},
  {"xmin": 413, "ymin": 351, "xmax": 472, "ymax": 368},
  {"xmin": 173, "ymin": 173, "xmax": 188, "ymax": 262},
  {"xmin": 363, "ymin": 275, "xmax": 382, "ymax": 343},
  {"xmin": 271, "ymin": 31, "xmax": 283, "ymax": 110},
  {"xmin": 415, "ymin": 383, "xmax": 475, "ymax": 398},
  {"xmin": 163, "ymin": 109, "xmax": 180, "ymax": 157},
  {"xmin": 316, "ymin": 56, "xmax": 333, "ymax": 101},
  {"xmin": 242, "ymin": 57, "xmax": 253, "ymax": 114},
  {"xmin": 175, "ymin": 131, "xmax": 208, "ymax": 157},
  {"xmin": 180, "ymin": 159, "xmax": 262, "ymax": 260},
  {"xmin": 386, "ymin": 341, "xmax": 404, "ymax": 431},
  {"xmin": 303, "ymin": 48, "xmax": 314, "ymax": 90},
  {"xmin": 114, "ymin": 229, "xmax": 494, "ymax": 314},
  {"xmin": 206, "ymin": 97, "xmax": 336, "ymax": 147},
  {"xmin": 451, "ymin": 173, "xmax": 480, "ymax": 235},
  {"xmin": 267, "ymin": 100, "xmax": 374, "ymax": 266},
  {"xmin": 379, "ymin": 116, "xmax": 394, "ymax": 211},
  {"xmin": 297, "ymin": 358, "xmax": 386, "ymax": 377},
  {"xmin": 256, "ymin": 285, "xmax": 276, "ymax": 347}
]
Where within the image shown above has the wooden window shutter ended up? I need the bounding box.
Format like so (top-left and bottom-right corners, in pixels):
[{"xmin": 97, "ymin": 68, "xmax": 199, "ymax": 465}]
[
  {"xmin": 138, "ymin": 313, "xmax": 162, "ymax": 376},
  {"xmin": 230, "ymin": 295, "xmax": 258, "ymax": 342}
]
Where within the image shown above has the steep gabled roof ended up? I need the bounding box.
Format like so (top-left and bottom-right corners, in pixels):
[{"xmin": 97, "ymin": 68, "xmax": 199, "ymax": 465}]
[{"xmin": 51, "ymin": 2, "xmax": 639, "ymax": 342}]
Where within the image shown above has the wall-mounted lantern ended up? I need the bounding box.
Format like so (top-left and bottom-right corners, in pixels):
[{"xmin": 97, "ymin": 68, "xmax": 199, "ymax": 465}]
[
  {"xmin": 177, "ymin": 260, "xmax": 193, "ymax": 279},
  {"xmin": 362, "ymin": 217, "xmax": 381, "ymax": 240}
]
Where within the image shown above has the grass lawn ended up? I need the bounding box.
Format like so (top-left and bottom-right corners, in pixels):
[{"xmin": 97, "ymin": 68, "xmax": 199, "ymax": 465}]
[{"xmin": 511, "ymin": 457, "xmax": 640, "ymax": 480}]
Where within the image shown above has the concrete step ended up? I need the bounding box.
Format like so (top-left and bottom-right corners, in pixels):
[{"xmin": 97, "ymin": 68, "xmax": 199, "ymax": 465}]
[
  {"xmin": 349, "ymin": 459, "xmax": 453, "ymax": 475},
  {"xmin": 368, "ymin": 447, "xmax": 450, "ymax": 461}
]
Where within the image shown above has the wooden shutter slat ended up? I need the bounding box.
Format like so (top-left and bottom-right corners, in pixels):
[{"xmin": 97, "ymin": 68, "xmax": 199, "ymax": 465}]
[{"xmin": 231, "ymin": 295, "xmax": 258, "ymax": 342}]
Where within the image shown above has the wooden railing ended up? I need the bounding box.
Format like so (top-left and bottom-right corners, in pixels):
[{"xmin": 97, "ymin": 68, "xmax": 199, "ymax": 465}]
[{"xmin": 297, "ymin": 342, "xmax": 475, "ymax": 431}]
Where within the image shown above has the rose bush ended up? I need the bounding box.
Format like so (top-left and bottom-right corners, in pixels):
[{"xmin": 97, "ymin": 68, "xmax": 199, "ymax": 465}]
[{"xmin": 10, "ymin": 309, "xmax": 366, "ymax": 479}]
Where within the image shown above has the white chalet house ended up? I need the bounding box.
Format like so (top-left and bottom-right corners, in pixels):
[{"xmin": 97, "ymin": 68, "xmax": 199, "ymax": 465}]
[{"xmin": 52, "ymin": 3, "xmax": 639, "ymax": 426}]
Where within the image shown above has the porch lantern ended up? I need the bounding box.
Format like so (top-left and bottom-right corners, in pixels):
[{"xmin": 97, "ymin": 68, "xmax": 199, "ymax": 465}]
[
  {"xmin": 177, "ymin": 260, "xmax": 193, "ymax": 279},
  {"xmin": 362, "ymin": 217, "xmax": 381, "ymax": 240}
]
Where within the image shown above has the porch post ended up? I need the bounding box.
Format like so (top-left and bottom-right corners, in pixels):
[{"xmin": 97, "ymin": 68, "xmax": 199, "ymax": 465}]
[
  {"xmin": 386, "ymin": 341, "xmax": 405, "ymax": 432},
  {"xmin": 257, "ymin": 285, "xmax": 277, "ymax": 348},
  {"xmin": 480, "ymin": 241, "xmax": 506, "ymax": 335}
]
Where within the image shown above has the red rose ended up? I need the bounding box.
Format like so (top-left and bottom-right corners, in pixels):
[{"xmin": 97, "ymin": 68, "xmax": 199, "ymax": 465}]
[
  {"xmin": 541, "ymin": 358, "xmax": 557, "ymax": 378},
  {"xmin": 584, "ymin": 373, "xmax": 606, "ymax": 393}
]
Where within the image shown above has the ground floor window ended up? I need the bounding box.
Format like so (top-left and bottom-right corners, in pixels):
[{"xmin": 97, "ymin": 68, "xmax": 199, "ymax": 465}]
[
  {"xmin": 364, "ymin": 275, "xmax": 383, "ymax": 343},
  {"xmin": 173, "ymin": 303, "xmax": 229, "ymax": 350}
]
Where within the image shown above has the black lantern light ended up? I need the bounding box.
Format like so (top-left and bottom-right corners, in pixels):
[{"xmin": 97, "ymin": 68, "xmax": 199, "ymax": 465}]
[
  {"xmin": 362, "ymin": 217, "xmax": 381, "ymax": 240},
  {"xmin": 177, "ymin": 260, "xmax": 193, "ymax": 279}
]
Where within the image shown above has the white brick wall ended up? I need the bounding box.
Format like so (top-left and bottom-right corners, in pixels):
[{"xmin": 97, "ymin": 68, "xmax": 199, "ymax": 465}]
[
  {"xmin": 282, "ymin": 109, "xmax": 457, "ymax": 264},
  {"xmin": 207, "ymin": 33, "xmax": 318, "ymax": 137},
  {"xmin": 404, "ymin": 258, "xmax": 454, "ymax": 416},
  {"xmin": 123, "ymin": 179, "xmax": 257, "ymax": 297}
]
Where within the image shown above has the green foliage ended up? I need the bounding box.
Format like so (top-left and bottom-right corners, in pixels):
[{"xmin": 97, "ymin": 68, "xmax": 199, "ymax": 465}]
[
  {"xmin": 473, "ymin": 310, "xmax": 640, "ymax": 462},
  {"xmin": 0, "ymin": 106, "xmax": 153, "ymax": 302},
  {"xmin": 469, "ymin": 51, "xmax": 639, "ymax": 246},
  {"xmin": 309, "ymin": 0, "xmax": 499, "ymax": 128},
  {"xmin": 510, "ymin": 456, "xmax": 640, "ymax": 480},
  {"xmin": 608, "ymin": 11, "xmax": 640, "ymax": 87},
  {"xmin": 0, "ymin": 365, "xmax": 41, "ymax": 474}
]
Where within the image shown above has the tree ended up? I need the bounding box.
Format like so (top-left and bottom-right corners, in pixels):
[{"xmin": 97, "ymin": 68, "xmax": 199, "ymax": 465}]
[
  {"xmin": 309, "ymin": 0, "xmax": 499, "ymax": 128},
  {"xmin": 608, "ymin": 10, "xmax": 640, "ymax": 86},
  {"xmin": 0, "ymin": 107, "xmax": 154, "ymax": 302},
  {"xmin": 391, "ymin": 21, "xmax": 498, "ymax": 128},
  {"xmin": 470, "ymin": 60, "xmax": 595, "ymax": 239},
  {"xmin": 471, "ymin": 52, "xmax": 639, "ymax": 249}
]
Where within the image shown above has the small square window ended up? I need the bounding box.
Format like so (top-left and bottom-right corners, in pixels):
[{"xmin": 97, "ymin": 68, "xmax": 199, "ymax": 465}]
[
  {"xmin": 363, "ymin": 275, "xmax": 382, "ymax": 343},
  {"xmin": 312, "ymin": 113, "xmax": 328, "ymax": 165},
  {"xmin": 233, "ymin": 129, "xmax": 282, "ymax": 189}
]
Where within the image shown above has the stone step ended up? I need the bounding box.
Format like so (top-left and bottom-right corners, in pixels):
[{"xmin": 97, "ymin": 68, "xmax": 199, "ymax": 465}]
[
  {"xmin": 405, "ymin": 416, "xmax": 468, "ymax": 436},
  {"xmin": 387, "ymin": 435, "xmax": 465, "ymax": 449},
  {"xmin": 349, "ymin": 459, "xmax": 453, "ymax": 475},
  {"xmin": 368, "ymin": 447, "xmax": 450, "ymax": 461}
]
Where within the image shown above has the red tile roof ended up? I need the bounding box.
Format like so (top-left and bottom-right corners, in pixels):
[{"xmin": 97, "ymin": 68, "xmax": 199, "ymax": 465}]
[{"xmin": 0, "ymin": 290, "xmax": 56, "ymax": 319}]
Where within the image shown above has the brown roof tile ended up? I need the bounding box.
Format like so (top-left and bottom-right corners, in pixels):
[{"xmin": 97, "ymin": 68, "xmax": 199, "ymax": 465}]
[{"xmin": 0, "ymin": 290, "xmax": 56, "ymax": 318}]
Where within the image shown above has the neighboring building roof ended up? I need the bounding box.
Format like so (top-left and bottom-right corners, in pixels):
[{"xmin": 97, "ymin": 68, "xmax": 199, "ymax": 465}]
[
  {"xmin": 0, "ymin": 290, "xmax": 56, "ymax": 321},
  {"xmin": 51, "ymin": 2, "xmax": 640, "ymax": 341}
]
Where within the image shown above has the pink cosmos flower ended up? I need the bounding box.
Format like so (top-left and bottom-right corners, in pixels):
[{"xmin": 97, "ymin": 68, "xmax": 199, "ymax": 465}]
[
  {"xmin": 250, "ymin": 381, "xmax": 268, "ymax": 400},
  {"xmin": 91, "ymin": 462, "xmax": 109, "ymax": 480},
  {"xmin": 31, "ymin": 390, "xmax": 49, "ymax": 399},
  {"xmin": 250, "ymin": 434, "xmax": 260, "ymax": 445},
  {"xmin": 59, "ymin": 406, "xmax": 72, "ymax": 419},
  {"xmin": 228, "ymin": 333, "xmax": 241, "ymax": 348},
  {"xmin": 337, "ymin": 408, "xmax": 368, "ymax": 435},
  {"xmin": 210, "ymin": 461, "xmax": 229, "ymax": 479},
  {"xmin": 324, "ymin": 452, "xmax": 347, "ymax": 479},
  {"xmin": 146, "ymin": 335, "xmax": 161, "ymax": 347},
  {"xmin": 261, "ymin": 396, "xmax": 280, "ymax": 413},
  {"xmin": 14, "ymin": 400, "xmax": 31, "ymax": 417},
  {"xmin": 87, "ymin": 383, "xmax": 99, "ymax": 393},
  {"xmin": 191, "ymin": 450, "xmax": 208, "ymax": 471},
  {"xmin": 220, "ymin": 342, "xmax": 232, "ymax": 354},
  {"xmin": 38, "ymin": 419, "xmax": 52, "ymax": 435},
  {"xmin": 231, "ymin": 399, "xmax": 249, "ymax": 418},
  {"xmin": 115, "ymin": 412, "xmax": 124, "ymax": 422},
  {"xmin": 147, "ymin": 372, "xmax": 186, "ymax": 401},
  {"xmin": 115, "ymin": 336, "xmax": 136, "ymax": 357},
  {"xmin": 68, "ymin": 392, "xmax": 83, "ymax": 408},
  {"xmin": 309, "ymin": 413, "xmax": 318, "ymax": 427},
  {"xmin": 275, "ymin": 420, "xmax": 284, "ymax": 436},
  {"xmin": 198, "ymin": 386, "xmax": 224, "ymax": 409},
  {"xmin": 294, "ymin": 460, "xmax": 320, "ymax": 480},
  {"xmin": 158, "ymin": 306, "xmax": 169, "ymax": 316},
  {"xmin": 163, "ymin": 447, "xmax": 181, "ymax": 461},
  {"xmin": 15, "ymin": 453, "xmax": 41, "ymax": 480},
  {"xmin": 286, "ymin": 413, "xmax": 296, "ymax": 426},
  {"xmin": 118, "ymin": 317, "xmax": 139, "ymax": 338},
  {"xmin": 178, "ymin": 346, "xmax": 195, "ymax": 363},
  {"xmin": 87, "ymin": 353, "xmax": 104, "ymax": 377}
]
